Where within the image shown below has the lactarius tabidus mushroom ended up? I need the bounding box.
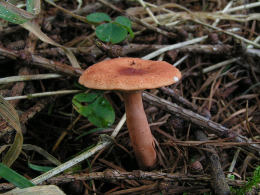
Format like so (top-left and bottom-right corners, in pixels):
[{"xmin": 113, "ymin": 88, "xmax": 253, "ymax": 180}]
[{"xmin": 79, "ymin": 57, "xmax": 181, "ymax": 169}]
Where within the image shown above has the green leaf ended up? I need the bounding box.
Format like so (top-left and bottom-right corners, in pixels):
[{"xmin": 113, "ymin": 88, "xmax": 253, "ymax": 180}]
[
  {"xmin": 96, "ymin": 23, "xmax": 127, "ymax": 44},
  {"xmin": 72, "ymin": 93, "xmax": 115, "ymax": 127},
  {"xmin": 73, "ymin": 93, "xmax": 99, "ymax": 103},
  {"xmin": 86, "ymin": 12, "xmax": 111, "ymax": 23},
  {"xmin": 87, "ymin": 96, "xmax": 115, "ymax": 127},
  {"xmin": 79, "ymin": 106, "xmax": 92, "ymax": 117},
  {"xmin": 28, "ymin": 162, "xmax": 54, "ymax": 173},
  {"xmin": 0, "ymin": 163, "xmax": 35, "ymax": 188},
  {"xmin": 72, "ymin": 93, "xmax": 99, "ymax": 117},
  {"xmin": 115, "ymin": 16, "xmax": 134, "ymax": 38},
  {"xmin": 0, "ymin": 1, "xmax": 34, "ymax": 24},
  {"xmin": 115, "ymin": 16, "xmax": 131, "ymax": 29}
]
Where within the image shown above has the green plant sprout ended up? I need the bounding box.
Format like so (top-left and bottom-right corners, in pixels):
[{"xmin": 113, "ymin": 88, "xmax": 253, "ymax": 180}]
[{"xmin": 86, "ymin": 12, "xmax": 134, "ymax": 44}]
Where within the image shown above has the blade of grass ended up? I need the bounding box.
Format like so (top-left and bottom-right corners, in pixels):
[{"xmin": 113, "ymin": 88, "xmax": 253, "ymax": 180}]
[
  {"xmin": 0, "ymin": 1, "xmax": 34, "ymax": 24},
  {"xmin": 23, "ymin": 144, "xmax": 61, "ymax": 166},
  {"xmin": 0, "ymin": 163, "xmax": 35, "ymax": 188},
  {"xmin": 21, "ymin": 21, "xmax": 81, "ymax": 68},
  {"xmin": 28, "ymin": 162, "xmax": 54, "ymax": 173}
]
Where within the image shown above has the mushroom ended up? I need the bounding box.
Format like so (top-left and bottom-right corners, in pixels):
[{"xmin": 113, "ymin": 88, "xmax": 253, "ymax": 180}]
[{"xmin": 79, "ymin": 57, "xmax": 181, "ymax": 169}]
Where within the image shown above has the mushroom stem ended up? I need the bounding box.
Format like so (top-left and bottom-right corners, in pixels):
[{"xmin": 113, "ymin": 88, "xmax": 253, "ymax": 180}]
[{"xmin": 123, "ymin": 91, "xmax": 156, "ymax": 169}]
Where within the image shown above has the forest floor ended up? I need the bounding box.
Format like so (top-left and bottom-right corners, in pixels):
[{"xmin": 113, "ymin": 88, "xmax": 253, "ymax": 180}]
[{"xmin": 0, "ymin": 0, "xmax": 259, "ymax": 194}]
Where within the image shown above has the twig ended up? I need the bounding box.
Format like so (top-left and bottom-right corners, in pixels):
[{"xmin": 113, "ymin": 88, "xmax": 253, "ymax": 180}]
[
  {"xmin": 163, "ymin": 70, "xmax": 230, "ymax": 194},
  {"xmin": 43, "ymin": 169, "xmax": 247, "ymax": 185},
  {"xmin": 4, "ymin": 90, "xmax": 82, "ymax": 101},
  {"xmin": 194, "ymin": 130, "xmax": 230, "ymax": 195},
  {"xmin": 246, "ymin": 48, "xmax": 260, "ymax": 58},
  {"xmin": 137, "ymin": 0, "xmax": 159, "ymax": 24},
  {"xmin": 0, "ymin": 169, "xmax": 248, "ymax": 191},
  {"xmin": 126, "ymin": 44, "xmax": 233, "ymax": 55},
  {"xmin": 39, "ymin": 44, "xmax": 234, "ymax": 57},
  {"xmin": 142, "ymin": 1, "xmax": 260, "ymax": 48},
  {"xmin": 142, "ymin": 3, "xmax": 258, "ymax": 23},
  {"xmin": 0, "ymin": 46, "xmax": 82, "ymax": 77},
  {"xmin": 142, "ymin": 92, "xmax": 260, "ymax": 154},
  {"xmin": 142, "ymin": 36, "xmax": 207, "ymax": 60},
  {"xmin": 173, "ymin": 54, "xmax": 189, "ymax": 67},
  {"xmin": 48, "ymin": 170, "xmax": 211, "ymax": 184},
  {"xmin": 160, "ymin": 87, "xmax": 199, "ymax": 112},
  {"xmin": 228, "ymin": 148, "xmax": 241, "ymax": 178},
  {"xmin": 0, "ymin": 74, "xmax": 62, "ymax": 84},
  {"xmin": 212, "ymin": 1, "xmax": 233, "ymax": 27},
  {"xmin": 219, "ymin": 2, "xmax": 260, "ymax": 13},
  {"xmin": 202, "ymin": 58, "xmax": 240, "ymax": 74},
  {"xmin": 19, "ymin": 98, "xmax": 55, "ymax": 124},
  {"xmin": 0, "ymin": 97, "xmax": 55, "ymax": 138},
  {"xmin": 44, "ymin": 0, "xmax": 86, "ymax": 23},
  {"xmin": 247, "ymin": 36, "xmax": 260, "ymax": 49},
  {"xmin": 8, "ymin": 67, "xmax": 30, "ymax": 107},
  {"xmin": 193, "ymin": 19, "xmax": 260, "ymax": 48}
]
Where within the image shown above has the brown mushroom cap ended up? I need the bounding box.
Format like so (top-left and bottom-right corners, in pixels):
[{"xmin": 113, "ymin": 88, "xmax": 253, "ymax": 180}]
[{"xmin": 79, "ymin": 57, "xmax": 181, "ymax": 90}]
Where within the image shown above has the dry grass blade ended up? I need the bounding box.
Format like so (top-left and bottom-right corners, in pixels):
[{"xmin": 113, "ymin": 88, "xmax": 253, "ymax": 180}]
[
  {"xmin": 142, "ymin": 2, "xmax": 260, "ymax": 23},
  {"xmin": 4, "ymin": 90, "xmax": 82, "ymax": 101},
  {"xmin": 193, "ymin": 19, "xmax": 260, "ymax": 48},
  {"xmin": 0, "ymin": 96, "xmax": 23, "ymax": 167},
  {"xmin": 22, "ymin": 144, "xmax": 61, "ymax": 166},
  {"xmin": 21, "ymin": 22, "xmax": 81, "ymax": 68},
  {"xmin": 2, "ymin": 185, "xmax": 66, "ymax": 195}
]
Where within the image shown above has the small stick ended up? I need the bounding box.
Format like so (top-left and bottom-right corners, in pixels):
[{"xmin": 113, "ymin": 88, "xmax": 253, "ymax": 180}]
[
  {"xmin": 45, "ymin": 170, "xmax": 246, "ymax": 187},
  {"xmin": 193, "ymin": 19, "xmax": 260, "ymax": 48},
  {"xmin": 0, "ymin": 74, "xmax": 62, "ymax": 84},
  {"xmin": 219, "ymin": 2, "xmax": 260, "ymax": 13},
  {"xmin": 137, "ymin": 0, "xmax": 159, "ymax": 24},
  {"xmin": 227, "ymin": 148, "xmax": 241, "ymax": 178},
  {"xmin": 142, "ymin": 36, "xmax": 207, "ymax": 60},
  {"xmin": 202, "ymin": 58, "xmax": 240, "ymax": 74},
  {"xmin": 0, "ymin": 46, "xmax": 82, "ymax": 77},
  {"xmin": 194, "ymin": 130, "xmax": 230, "ymax": 195},
  {"xmin": 4, "ymin": 90, "xmax": 82, "ymax": 101},
  {"xmin": 0, "ymin": 170, "xmax": 247, "ymax": 191},
  {"xmin": 142, "ymin": 92, "xmax": 260, "ymax": 154},
  {"xmin": 161, "ymin": 87, "xmax": 199, "ymax": 112}
]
